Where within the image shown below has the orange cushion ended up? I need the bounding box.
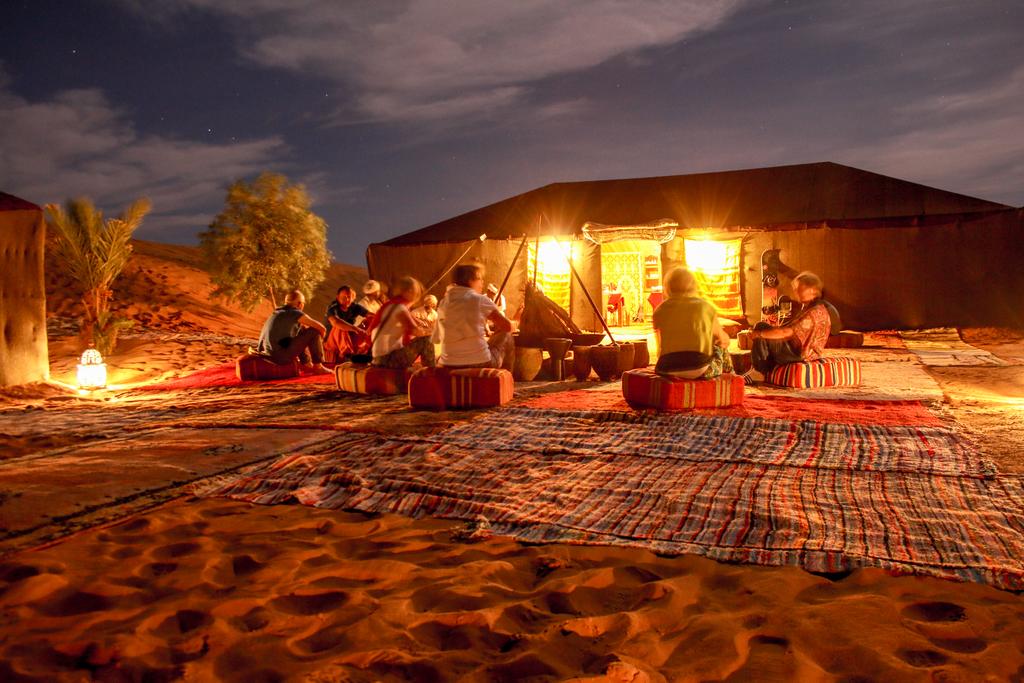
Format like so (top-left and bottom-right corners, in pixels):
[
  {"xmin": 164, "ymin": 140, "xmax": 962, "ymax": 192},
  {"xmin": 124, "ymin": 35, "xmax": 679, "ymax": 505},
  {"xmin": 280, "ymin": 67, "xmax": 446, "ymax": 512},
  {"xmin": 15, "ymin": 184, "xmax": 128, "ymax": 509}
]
[
  {"xmin": 621, "ymin": 368, "xmax": 744, "ymax": 410},
  {"xmin": 235, "ymin": 354, "xmax": 299, "ymax": 381},
  {"xmin": 334, "ymin": 363, "xmax": 411, "ymax": 395},
  {"xmin": 409, "ymin": 367, "xmax": 514, "ymax": 410}
]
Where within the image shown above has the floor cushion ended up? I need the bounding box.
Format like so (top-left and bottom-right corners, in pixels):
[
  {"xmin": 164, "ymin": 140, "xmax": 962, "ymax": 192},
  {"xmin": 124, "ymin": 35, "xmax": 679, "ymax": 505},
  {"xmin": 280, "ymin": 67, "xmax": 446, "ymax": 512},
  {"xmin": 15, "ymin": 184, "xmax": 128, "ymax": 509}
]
[
  {"xmin": 236, "ymin": 354, "xmax": 299, "ymax": 381},
  {"xmin": 621, "ymin": 369, "xmax": 745, "ymax": 410},
  {"xmin": 335, "ymin": 362, "xmax": 410, "ymax": 395},
  {"xmin": 737, "ymin": 329, "xmax": 863, "ymax": 350},
  {"xmin": 409, "ymin": 367, "xmax": 514, "ymax": 410},
  {"xmin": 767, "ymin": 356, "xmax": 861, "ymax": 388}
]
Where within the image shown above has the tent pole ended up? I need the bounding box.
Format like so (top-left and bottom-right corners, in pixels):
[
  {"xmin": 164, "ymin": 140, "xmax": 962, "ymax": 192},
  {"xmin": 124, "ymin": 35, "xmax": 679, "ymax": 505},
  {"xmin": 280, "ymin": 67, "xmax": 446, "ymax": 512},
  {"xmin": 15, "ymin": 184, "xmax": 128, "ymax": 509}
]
[
  {"xmin": 562, "ymin": 241, "xmax": 616, "ymax": 345},
  {"xmin": 532, "ymin": 216, "xmax": 541, "ymax": 285},
  {"xmin": 495, "ymin": 235, "xmax": 528, "ymax": 303},
  {"xmin": 425, "ymin": 234, "xmax": 487, "ymax": 294}
]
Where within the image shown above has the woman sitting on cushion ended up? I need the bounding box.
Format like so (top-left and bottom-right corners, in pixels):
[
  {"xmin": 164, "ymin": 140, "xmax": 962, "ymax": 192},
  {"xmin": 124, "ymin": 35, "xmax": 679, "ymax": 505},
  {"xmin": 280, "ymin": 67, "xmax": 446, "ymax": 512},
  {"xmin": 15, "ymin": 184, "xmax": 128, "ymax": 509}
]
[
  {"xmin": 744, "ymin": 270, "xmax": 831, "ymax": 384},
  {"xmin": 368, "ymin": 276, "xmax": 435, "ymax": 369},
  {"xmin": 652, "ymin": 267, "xmax": 733, "ymax": 379}
]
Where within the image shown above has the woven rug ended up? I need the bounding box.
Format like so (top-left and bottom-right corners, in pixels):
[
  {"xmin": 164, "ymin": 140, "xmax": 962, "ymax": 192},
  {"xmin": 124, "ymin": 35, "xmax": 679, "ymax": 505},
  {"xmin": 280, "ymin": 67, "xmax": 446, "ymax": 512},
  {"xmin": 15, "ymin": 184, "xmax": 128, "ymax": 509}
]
[
  {"xmin": 521, "ymin": 387, "xmax": 943, "ymax": 427},
  {"xmin": 138, "ymin": 363, "xmax": 337, "ymax": 391},
  {"xmin": 416, "ymin": 407, "xmax": 990, "ymax": 478},
  {"xmin": 901, "ymin": 328, "xmax": 1009, "ymax": 366},
  {"xmin": 201, "ymin": 424, "xmax": 1023, "ymax": 589}
]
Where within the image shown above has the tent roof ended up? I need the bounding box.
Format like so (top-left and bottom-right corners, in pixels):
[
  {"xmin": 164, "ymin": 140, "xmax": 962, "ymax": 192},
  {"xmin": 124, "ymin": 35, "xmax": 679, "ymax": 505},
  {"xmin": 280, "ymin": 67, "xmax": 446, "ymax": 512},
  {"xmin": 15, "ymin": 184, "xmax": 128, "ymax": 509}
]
[
  {"xmin": 379, "ymin": 162, "xmax": 1011, "ymax": 246},
  {"xmin": 0, "ymin": 192, "xmax": 41, "ymax": 212}
]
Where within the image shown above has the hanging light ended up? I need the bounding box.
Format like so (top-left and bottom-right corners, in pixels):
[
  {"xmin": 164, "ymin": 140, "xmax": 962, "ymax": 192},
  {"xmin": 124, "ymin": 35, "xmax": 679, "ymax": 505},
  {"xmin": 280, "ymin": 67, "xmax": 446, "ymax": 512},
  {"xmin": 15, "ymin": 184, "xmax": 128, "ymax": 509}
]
[{"xmin": 77, "ymin": 347, "xmax": 107, "ymax": 391}]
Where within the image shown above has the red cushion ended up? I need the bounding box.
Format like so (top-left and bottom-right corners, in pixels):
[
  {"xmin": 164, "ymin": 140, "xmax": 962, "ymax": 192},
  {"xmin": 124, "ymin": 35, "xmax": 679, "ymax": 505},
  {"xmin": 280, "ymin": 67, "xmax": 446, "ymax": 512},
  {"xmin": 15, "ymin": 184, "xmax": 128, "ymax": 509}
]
[
  {"xmin": 767, "ymin": 356, "xmax": 861, "ymax": 388},
  {"xmin": 621, "ymin": 369, "xmax": 744, "ymax": 410},
  {"xmin": 235, "ymin": 354, "xmax": 299, "ymax": 381},
  {"xmin": 409, "ymin": 367, "xmax": 514, "ymax": 410},
  {"xmin": 334, "ymin": 363, "xmax": 410, "ymax": 395}
]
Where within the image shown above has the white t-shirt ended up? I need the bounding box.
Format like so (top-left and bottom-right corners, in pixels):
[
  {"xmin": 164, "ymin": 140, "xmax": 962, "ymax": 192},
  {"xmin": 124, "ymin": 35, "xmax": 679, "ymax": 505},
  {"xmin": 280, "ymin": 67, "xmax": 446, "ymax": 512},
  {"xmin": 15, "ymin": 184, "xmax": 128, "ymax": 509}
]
[
  {"xmin": 435, "ymin": 286, "xmax": 498, "ymax": 366},
  {"xmin": 371, "ymin": 303, "xmax": 408, "ymax": 358}
]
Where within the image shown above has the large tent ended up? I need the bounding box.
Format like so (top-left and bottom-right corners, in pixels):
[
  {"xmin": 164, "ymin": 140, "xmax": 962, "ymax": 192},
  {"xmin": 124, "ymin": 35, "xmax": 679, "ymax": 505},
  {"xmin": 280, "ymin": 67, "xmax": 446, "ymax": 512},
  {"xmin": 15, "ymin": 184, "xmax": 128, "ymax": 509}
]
[
  {"xmin": 367, "ymin": 162, "xmax": 1023, "ymax": 330},
  {"xmin": 0, "ymin": 192, "xmax": 49, "ymax": 386}
]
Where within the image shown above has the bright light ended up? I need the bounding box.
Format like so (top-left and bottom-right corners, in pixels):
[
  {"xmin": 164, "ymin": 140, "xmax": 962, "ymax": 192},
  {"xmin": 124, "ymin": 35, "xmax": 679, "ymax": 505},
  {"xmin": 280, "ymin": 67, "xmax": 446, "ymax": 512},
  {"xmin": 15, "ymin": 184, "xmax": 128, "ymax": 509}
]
[
  {"xmin": 77, "ymin": 348, "xmax": 107, "ymax": 390},
  {"xmin": 536, "ymin": 240, "xmax": 572, "ymax": 275},
  {"xmin": 684, "ymin": 238, "xmax": 734, "ymax": 275}
]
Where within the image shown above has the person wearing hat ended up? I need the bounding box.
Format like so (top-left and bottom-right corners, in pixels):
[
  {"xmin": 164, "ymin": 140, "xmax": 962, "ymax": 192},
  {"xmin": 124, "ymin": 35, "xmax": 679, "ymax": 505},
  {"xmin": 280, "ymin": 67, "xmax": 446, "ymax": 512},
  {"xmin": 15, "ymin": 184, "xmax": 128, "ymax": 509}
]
[
  {"xmin": 410, "ymin": 294, "xmax": 439, "ymax": 338},
  {"xmin": 357, "ymin": 280, "xmax": 383, "ymax": 317}
]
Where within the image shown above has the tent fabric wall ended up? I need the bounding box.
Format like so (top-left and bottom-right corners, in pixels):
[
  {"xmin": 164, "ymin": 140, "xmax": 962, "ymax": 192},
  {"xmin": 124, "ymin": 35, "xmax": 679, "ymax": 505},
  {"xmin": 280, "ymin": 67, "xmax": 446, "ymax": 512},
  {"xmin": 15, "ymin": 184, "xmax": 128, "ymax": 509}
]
[
  {"xmin": 734, "ymin": 209, "xmax": 1024, "ymax": 330},
  {"xmin": 367, "ymin": 237, "xmax": 605, "ymax": 331},
  {"xmin": 0, "ymin": 194, "xmax": 49, "ymax": 386}
]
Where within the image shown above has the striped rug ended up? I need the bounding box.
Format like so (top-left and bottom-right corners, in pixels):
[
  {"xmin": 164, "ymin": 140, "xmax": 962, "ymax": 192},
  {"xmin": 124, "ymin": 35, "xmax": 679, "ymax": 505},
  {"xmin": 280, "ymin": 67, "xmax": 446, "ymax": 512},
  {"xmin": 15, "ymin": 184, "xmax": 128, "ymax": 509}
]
[
  {"xmin": 200, "ymin": 408, "xmax": 1024, "ymax": 589},
  {"xmin": 407, "ymin": 407, "xmax": 993, "ymax": 478}
]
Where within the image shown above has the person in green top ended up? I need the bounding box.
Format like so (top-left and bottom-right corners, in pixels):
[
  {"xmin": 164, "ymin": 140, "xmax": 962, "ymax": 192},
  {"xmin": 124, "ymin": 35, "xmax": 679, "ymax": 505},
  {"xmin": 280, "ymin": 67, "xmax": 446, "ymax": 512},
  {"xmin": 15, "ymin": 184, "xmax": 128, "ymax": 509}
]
[{"xmin": 651, "ymin": 267, "xmax": 733, "ymax": 379}]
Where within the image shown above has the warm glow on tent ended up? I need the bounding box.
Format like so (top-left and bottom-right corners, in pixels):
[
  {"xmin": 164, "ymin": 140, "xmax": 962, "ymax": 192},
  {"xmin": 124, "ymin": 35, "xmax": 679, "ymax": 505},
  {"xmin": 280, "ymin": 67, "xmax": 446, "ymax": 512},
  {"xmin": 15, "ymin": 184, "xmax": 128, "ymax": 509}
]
[
  {"xmin": 528, "ymin": 239, "xmax": 574, "ymax": 312},
  {"xmin": 683, "ymin": 236, "xmax": 743, "ymax": 317},
  {"xmin": 77, "ymin": 347, "xmax": 107, "ymax": 391},
  {"xmin": 684, "ymin": 238, "xmax": 732, "ymax": 275}
]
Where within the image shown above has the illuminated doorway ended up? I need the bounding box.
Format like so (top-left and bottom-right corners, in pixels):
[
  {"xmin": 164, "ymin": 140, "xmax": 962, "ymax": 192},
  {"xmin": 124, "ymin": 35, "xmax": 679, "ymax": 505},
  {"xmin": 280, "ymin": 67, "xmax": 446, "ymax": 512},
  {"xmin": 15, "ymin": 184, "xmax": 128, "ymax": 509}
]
[
  {"xmin": 682, "ymin": 236, "xmax": 743, "ymax": 317},
  {"xmin": 599, "ymin": 238, "xmax": 662, "ymax": 324}
]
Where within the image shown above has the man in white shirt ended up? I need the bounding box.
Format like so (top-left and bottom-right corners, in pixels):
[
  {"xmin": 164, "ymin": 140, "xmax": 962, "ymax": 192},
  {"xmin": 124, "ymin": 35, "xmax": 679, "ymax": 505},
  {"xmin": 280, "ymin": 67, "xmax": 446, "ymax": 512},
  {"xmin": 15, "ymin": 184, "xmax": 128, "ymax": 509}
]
[{"xmin": 435, "ymin": 265, "xmax": 514, "ymax": 369}]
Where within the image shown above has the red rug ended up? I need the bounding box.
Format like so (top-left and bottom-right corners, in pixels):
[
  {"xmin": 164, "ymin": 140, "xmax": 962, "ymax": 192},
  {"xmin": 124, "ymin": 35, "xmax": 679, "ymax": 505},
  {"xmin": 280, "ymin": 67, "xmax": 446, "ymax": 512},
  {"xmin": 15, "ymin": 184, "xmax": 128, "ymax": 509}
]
[
  {"xmin": 521, "ymin": 388, "xmax": 942, "ymax": 427},
  {"xmin": 138, "ymin": 363, "xmax": 336, "ymax": 391}
]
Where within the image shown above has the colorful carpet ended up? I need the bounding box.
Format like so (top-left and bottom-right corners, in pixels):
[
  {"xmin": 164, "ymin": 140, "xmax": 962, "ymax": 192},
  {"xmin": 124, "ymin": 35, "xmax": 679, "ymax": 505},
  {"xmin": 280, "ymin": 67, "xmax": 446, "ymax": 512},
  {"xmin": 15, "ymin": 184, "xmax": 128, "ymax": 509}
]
[
  {"xmin": 201, "ymin": 407, "xmax": 1022, "ymax": 589},
  {"xmin": 417, "ymin": 407, "xmax": 989, "ymax": 478},
  {"xmin": 521, "ymin": 387, "xmax": 943, "ymax": 427},
  {"xmin": 201, "ymin": 432, "xmax": 1023, "ymax": 590},
  {"xmin": 138, "ymin": 363, "xmax": 337, "ymax": 391}
]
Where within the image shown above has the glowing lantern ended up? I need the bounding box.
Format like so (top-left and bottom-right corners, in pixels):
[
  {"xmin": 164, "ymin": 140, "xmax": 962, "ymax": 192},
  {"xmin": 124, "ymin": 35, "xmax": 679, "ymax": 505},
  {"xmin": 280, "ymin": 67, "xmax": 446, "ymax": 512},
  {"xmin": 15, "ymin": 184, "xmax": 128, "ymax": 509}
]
[{"xmin": 77, "ymin": 347, "xmax": 107, "ymax": 390}]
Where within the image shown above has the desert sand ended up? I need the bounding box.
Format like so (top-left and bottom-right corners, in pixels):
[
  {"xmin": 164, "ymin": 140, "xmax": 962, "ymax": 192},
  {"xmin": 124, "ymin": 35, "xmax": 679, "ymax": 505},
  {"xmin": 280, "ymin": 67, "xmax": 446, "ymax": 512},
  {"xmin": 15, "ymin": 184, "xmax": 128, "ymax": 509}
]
[{"xmin": 1, "ymin": 242, "xmax": 1023, "ymax": 681}]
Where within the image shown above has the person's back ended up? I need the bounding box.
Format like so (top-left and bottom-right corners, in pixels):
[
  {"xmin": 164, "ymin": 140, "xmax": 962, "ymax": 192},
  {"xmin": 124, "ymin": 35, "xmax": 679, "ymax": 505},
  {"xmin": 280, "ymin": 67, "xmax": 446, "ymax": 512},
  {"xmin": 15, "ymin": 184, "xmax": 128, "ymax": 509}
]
[
  {"xmin": 437, "ymin": 285, "xmax": 494, "ymax": 366},
  {"xmin": 653, "ymin": 296, "xmax": 717, "ymax": 357},
  {"xmin": 257, "ymin": 305, "xmax": 303, "ymax": 355}
]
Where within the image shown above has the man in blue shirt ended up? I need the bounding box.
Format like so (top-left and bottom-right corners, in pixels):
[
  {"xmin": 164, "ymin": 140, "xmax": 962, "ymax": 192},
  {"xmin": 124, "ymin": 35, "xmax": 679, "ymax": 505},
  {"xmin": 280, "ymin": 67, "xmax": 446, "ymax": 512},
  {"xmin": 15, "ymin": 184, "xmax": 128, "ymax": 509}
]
[{"xmin": 256, "ymin": 289, "xmax": 330, "ymax": 374}]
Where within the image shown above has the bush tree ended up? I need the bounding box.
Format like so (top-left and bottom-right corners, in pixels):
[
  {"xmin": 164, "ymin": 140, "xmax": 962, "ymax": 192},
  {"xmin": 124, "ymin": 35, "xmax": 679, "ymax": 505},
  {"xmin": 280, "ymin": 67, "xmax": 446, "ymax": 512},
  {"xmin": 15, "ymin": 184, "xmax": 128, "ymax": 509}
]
[
  {"xmin": 45, "ymin": 197, "xmax": 151, "ymax": 356},
  {"xmin": 200, "ymin": 173, "xmax": 332, "ymax": 311}
]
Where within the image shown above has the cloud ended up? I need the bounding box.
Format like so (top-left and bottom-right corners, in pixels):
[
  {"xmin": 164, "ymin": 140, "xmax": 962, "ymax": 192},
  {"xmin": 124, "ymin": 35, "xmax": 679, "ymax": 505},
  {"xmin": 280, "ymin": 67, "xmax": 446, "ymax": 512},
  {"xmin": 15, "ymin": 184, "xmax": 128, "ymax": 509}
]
[
  {"xmin": 0, "ymin": 76, "xmax": 292, "ymax": 239},
  {"xmin": 127, "ymin": 0, "xmax": 750, "ymax": 121},
  {"xmin": 837, "ymin": 65, "xmax": 1024, "ymax": 206}
]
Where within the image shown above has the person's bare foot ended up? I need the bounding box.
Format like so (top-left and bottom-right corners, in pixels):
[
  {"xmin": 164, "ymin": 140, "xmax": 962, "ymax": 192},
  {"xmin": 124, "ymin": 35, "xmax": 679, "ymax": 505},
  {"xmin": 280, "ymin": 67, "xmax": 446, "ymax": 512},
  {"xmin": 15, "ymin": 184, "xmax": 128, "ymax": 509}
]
[{"xmin": 301, "ymin": 363, "xmax": 332, "ymax": 375}]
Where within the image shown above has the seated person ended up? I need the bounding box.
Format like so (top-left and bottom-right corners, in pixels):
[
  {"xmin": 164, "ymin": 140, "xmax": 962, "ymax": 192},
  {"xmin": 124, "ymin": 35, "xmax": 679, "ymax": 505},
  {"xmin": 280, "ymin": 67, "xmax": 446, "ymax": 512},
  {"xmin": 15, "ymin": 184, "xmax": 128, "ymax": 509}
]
[
  {"xmin": 357, "ymin": 279, "xmax": 384, "ymax": 316},
  {"xmin": 652, "ymin": 267, "xmax": 733, "ymax": 379},
  {"xmin": 369, "ymin": 276, "xmax": 435, "ymax": 369},
  {"xmin": 256, "ymin": 289, "xmax": 330, "ymax": 374},
  {"xmin": 323, "ymin": 285, "xmax": 369, "ymax": 363},
  {"xmin": 435, "ymin": 264, "xmax": 514, "ymax": 369},
  {"xmin": 745, "ymin": 271, "xmax": 833, "ymax": 384},
  {"xmin": 410, "ymin": 294, "xmax": 439, "ymax": 338}
]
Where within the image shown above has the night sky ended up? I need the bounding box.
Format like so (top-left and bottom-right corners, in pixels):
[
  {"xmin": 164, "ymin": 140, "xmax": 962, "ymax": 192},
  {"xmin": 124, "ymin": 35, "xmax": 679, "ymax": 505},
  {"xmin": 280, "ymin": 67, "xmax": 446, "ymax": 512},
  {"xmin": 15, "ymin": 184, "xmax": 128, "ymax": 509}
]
[{"xmin": 2, "ymin": 1, "xmax": 1022, "ymax": 263}]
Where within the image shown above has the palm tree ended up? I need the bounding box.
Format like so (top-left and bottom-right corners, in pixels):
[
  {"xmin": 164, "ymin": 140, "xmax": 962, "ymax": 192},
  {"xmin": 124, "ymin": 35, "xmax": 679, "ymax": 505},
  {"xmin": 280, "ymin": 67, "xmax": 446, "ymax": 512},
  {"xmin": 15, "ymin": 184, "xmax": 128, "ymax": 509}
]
[{"xmin": 45, "ymin": 197, "xmax": 151, "ymax": 355}]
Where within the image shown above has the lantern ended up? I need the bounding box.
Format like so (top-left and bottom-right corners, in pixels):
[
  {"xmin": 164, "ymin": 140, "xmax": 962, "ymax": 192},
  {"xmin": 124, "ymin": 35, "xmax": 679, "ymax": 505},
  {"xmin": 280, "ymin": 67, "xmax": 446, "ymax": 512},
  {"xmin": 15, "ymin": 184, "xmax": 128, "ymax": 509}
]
[{"xmin": 77, "ymin": 347, "xmax": 107, "ymax": 390}]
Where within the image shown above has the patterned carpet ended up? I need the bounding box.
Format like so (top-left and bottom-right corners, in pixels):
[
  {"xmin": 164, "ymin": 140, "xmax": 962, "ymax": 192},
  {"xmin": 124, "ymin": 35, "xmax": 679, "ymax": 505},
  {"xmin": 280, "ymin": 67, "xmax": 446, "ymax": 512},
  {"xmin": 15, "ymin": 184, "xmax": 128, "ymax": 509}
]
[{"xmin": 201, "ymin": 404, "xmax": 1024, "ymax": 589}]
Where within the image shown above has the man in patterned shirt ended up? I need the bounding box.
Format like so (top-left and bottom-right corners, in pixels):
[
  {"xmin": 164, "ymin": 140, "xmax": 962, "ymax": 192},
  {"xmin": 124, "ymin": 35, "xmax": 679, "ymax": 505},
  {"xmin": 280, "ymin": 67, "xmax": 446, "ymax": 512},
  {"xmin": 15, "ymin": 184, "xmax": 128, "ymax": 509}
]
[{"xmin": 745, "ymin": 271, "xmax": 833, "ymax": 384}]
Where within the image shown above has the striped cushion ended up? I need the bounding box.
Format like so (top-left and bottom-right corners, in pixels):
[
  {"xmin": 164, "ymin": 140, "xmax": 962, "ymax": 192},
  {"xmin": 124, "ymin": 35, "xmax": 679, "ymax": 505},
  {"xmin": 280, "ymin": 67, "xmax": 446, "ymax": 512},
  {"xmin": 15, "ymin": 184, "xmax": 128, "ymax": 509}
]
[
  {"xmin": 409, "ymin": 367, "xmax": 514, "ymax": 410},
  {"xmin": 235, "ymin": 354, "xmax": 299, "ymax": 381},
  {"xmin": 767, "ymin": 357, "xmax": 861, "ymax": 388},
  {"xmin": 621, "ymin": 369, "xmax": 744, "ymax": 410},
  {"xmin": 334, "ymin": 363, "xmax": 410, "ymax": 395}
]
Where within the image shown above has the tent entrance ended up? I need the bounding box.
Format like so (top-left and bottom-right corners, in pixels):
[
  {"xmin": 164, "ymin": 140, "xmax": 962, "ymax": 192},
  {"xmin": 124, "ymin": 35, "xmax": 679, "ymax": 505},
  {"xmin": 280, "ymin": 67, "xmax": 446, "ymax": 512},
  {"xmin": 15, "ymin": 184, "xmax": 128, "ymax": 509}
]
[
  {"xmin": 599, "ymin": 238, "xmax": 662, "ymax": 326},
  {"xmin": 526, "ymin": 238, "xmax": 576, "ymax": 315},
  {"xmin": 682, "ymin": 236, "xmax": 743, "ymax": 318}
]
